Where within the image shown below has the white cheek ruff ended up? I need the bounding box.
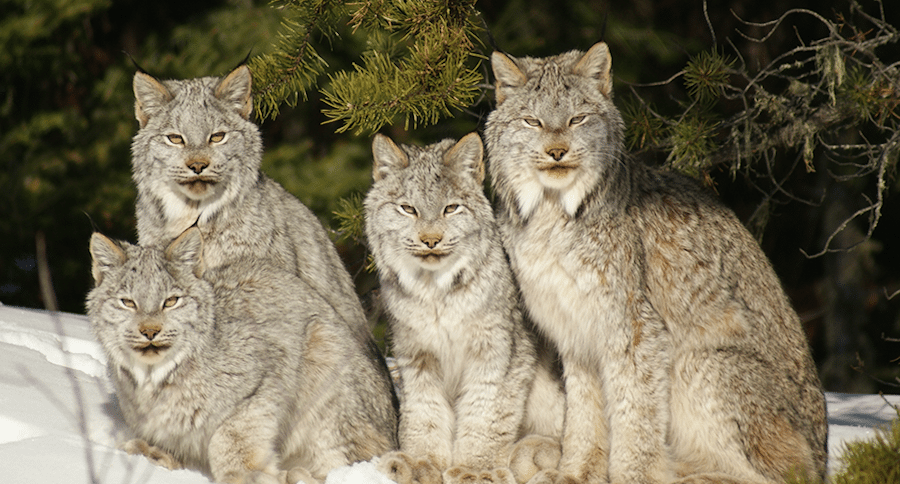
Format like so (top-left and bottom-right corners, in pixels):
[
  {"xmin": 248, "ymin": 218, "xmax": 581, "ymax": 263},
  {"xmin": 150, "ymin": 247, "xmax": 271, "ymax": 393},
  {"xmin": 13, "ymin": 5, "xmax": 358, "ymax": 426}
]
[
  {"xmin": 560, "ymin": 182, "xmax": 588, "ymax": 217},
  {"xmin": 392, "ymin": 251, "xmax": 468, "ymax": 294},
  {"xmin": 515, "ymin": 179, "xmax": 545, "ymax": 219},
  {"xmin": 125, "ymin": 349, "xmax": 186, "ymax": 389}
]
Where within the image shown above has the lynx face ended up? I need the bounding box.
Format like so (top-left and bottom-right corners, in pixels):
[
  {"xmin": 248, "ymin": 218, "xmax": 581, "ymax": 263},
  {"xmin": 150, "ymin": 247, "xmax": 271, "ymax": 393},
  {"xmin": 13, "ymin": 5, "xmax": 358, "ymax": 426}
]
[
  {"xmin": 485, "ymin": 43, "xmax": 626, "ymax": 219},
  {"xmin": 87, "ymin": 229, "xmax": 212, "ymax": 386},
  {"xmin": 365, "ymin": 133, "xmax": 491, "ymax": 291},
  {"xmin": 131, "ymin": 66, "xmax": 261, "ymax": 218}
]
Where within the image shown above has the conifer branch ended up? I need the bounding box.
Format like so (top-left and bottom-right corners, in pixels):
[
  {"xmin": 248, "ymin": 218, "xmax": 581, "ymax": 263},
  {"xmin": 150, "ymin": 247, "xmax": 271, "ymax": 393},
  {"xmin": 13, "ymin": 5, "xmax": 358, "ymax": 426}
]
[
  {"xmin": 321, "ymin": 0, "xmax": 483, "ymax": 134},
  {"xmin": 250, "ymin": 0, "xmax": 483, "ymax": 133},
  {"xmin": 249, "ymin": 0, "xmax": 346, "ymax": 121},
  {"xmin": 624, "ymin": 0, "xmax": 899, "ymax": 252}
]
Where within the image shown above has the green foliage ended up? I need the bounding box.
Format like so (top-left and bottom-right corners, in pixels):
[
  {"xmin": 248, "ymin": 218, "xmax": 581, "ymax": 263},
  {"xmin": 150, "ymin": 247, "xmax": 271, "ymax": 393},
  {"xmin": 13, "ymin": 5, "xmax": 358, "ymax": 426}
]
[
  {"xmin": 831, "ymin": 413, "xmax": 900, "ymax": 484},
  {"xmin": 0, "ymin": 0, "xmax": 111, "ymax": 72},
  {"xmin": 621, "ymin": 98, "xmax": 666, "ymax": 151},
  {"xmin": 262, "ymin": 140, "xmax": 372, "ymax": 218},
  {"xmin": 0, "ymin": 0, "xmax": 292, "ymax": 312},
  {"xmin": 251, "ymin": 0, "xmax": 484, "ymax": 134},
  {"xmin": 666, "ymin": 113, "xmax": 719, "ymax": 177},
  {"xmin": 321, "ymin": 39, "xmax": 482, "ymax": 134},
  {"xmin": 248, "ymin": 0, "xmax": 345, "ymax": 121},
  {"xmin": 684, "ymin": 50, "xmax": 734, "ymax": 103},
  {"xmin": 333, "ymin": 192, "xmax": 367, "ymax": 246}
]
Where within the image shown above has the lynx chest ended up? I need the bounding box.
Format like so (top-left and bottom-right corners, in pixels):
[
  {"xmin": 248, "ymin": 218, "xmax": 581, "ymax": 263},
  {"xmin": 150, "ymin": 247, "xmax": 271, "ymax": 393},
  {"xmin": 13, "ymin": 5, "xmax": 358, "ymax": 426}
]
[{"xmin": 505, "ymin": 204, "xmax": 637, "ymax": 359}]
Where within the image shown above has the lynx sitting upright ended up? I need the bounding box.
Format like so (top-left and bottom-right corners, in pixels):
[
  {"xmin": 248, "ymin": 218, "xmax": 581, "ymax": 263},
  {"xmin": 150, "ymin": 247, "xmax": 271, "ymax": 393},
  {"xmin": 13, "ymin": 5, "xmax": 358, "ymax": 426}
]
[
  {"xmin": 485, "ymin": 42, "xmax": 827, "ymax": 484},
  {"xmin": 364, "ymin": 134, "xmax": 565, "ymax": 484},
  {"xmin": 131, "ymin": 65, "xmax": 365, "ymax": 334},
  {"xmin": 86, "ymin": 228, "xmax": 398, "ymax": 484}
]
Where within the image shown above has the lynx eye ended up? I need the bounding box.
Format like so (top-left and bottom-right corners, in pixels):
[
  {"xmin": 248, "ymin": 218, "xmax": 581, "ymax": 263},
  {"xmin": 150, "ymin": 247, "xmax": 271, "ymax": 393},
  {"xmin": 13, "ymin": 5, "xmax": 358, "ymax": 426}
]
[
  {"xmin": 523, "ymin": 118, "xmax": 543, "ymax": 128},
  {"xmin": 166, "ymin": 134, "xmax": 184, "ymax": 145},
  {"xmin": 120, "ymin": 298, "xmax": 136, "ymax": 309},
  {"xmin": 444, "ymin": 204, "xmax": 461, "ymax": 215},
  {"xmin": 569, "ymin": 115, "xmax": 587, "ymax": 126},
  {"xmin": 209, "ymin": 132, "xmax": 226, "ymax": 144},
  {"xmin": 399, "ymin": 204, "xmax": 418, "ymax": 216},
  {"xmin": 163, "ymin": 296, "xmax": 180, "ymax": 309}
]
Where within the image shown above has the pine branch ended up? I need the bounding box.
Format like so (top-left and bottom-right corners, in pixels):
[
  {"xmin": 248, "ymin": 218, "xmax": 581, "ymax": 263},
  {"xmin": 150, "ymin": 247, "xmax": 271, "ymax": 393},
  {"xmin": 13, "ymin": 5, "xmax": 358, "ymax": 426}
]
[
  {"xmin": 249, "ymin": 0, "xmax": 346, "ymax": 121},
  {"xmin": 321, "ymin": 0, "xmax": 483, "ymax": 134}
]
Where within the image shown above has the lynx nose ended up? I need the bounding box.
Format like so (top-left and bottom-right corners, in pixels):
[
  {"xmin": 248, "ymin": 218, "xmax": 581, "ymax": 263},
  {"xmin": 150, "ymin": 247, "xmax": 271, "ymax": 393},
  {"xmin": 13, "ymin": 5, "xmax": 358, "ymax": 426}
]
[
  {"xmin": 420, "ymin": 233, "xmax": 443, "ymax": 249},
  {"xmin": 546, "ymin": 147, "xmax": 568, "ymax": 161},
  {"xmin": 139, "ymin": 323, "xmax": 162, "ymax": 341},
  {"xmin": 186, "ymin": 157, "xmax": 209, "ymax": 174}
]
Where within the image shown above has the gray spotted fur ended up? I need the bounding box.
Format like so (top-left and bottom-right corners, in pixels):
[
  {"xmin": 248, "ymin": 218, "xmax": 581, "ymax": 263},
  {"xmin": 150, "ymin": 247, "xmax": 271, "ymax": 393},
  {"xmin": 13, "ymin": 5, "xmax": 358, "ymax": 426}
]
[
  {"xmin": 364, "ymin": 134, "xmax": 565, "ymax": 484},
  {"xmin": 86, "ymin": 228, "xmax": 398, "ymax": 484},
  {"xmin": 130, "ymin": 66, "xmax": 366, "ymax": 338},
  {"xmin": 484, "ymin": 42, "xmax": 827, "ymax": 484}
]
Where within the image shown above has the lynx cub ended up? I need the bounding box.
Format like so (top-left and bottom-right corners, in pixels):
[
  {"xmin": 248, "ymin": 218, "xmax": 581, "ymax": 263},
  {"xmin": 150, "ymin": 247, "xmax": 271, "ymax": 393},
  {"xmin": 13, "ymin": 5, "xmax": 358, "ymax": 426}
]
[
  {"xmin": 131, "ymin": 65, "xmax": 366, "ymax": 335},
  {"xmin": 86, "ymin": 228, "xmax": 398, "ymax": 484},
  {"xmin": 485, "ymin": 42, "xmax": 827, "ymax": 484},
  {"xmin": 364, "ymin": 134, "xmax": 565, "ymax": 484}
]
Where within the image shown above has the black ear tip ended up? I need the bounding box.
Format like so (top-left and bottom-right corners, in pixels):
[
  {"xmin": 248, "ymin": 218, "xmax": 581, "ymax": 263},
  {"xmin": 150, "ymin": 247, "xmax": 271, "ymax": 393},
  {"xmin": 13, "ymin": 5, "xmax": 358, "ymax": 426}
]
[
  {"xmin": 230, "ymin": 50, "xmax": 254, "ymax": 73},
  {"xmin": 124, "ymin": 51, "xmax": 148, "ymax": 74}
]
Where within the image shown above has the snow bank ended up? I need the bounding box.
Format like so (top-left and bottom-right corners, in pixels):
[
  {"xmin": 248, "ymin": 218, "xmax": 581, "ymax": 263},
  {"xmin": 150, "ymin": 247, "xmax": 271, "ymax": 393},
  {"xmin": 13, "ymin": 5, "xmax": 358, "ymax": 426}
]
[{"xmin": 0, "ymin": 304, "xmax": 896, "ymax": 483}]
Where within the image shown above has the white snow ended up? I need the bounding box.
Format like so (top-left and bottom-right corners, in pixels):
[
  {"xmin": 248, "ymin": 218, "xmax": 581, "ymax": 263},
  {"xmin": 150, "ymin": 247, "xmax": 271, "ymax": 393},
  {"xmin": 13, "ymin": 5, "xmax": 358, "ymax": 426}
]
[{"xmin": 0, "ymin": 304, "xmax": 896, "ymax": 483}]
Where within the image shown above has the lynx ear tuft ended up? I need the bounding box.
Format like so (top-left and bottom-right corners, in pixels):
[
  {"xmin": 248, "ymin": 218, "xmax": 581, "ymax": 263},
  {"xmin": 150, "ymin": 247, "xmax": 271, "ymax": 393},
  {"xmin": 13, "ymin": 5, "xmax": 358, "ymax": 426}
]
[
  {"xmin": 133, "ymin": 72, "xmax": 173, "ymax": 128},
  {"xmin": 214, "ymin": 65, "xmax": 254, "ymax": 120},
  {"xmin": 89, "ymin": 233, "xmax": 127, "ymax": 286},
  {"xmin": 371, "ymin": 134, "xmax": 409, "ymax": 182},
  {"xmin": 574, "ymin": 42, "xmax": 613, "ymax": 98},
  {"xmin": 166, "ymin": 227, "xmax": 205, "ymax": 278},
  {"xmin": 491, "ymin": 51, "xmax": 527, "ymax": 104},
  {"xmin": 443, "ymin": 132, "xmax": 485, "ymax": 185}
]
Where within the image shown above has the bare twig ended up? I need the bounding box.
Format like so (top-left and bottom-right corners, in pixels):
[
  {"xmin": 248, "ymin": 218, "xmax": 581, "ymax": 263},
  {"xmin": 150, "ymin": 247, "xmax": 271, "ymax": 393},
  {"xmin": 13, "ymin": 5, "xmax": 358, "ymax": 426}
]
[{"xmin": 36, "ymin": 232, "xmax": 100, "ymax": 484}]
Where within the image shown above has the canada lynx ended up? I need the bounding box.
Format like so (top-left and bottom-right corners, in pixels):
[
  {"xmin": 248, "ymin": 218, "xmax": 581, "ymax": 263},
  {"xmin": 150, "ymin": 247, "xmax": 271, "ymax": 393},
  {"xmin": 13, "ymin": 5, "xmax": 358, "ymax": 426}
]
[
  {"xmin": 86, "ymin": 228, "xmax": 398, "ymax": 484},
  {"xmin": 130, "ymin": 65, "xmax": 366, "ymax": 336},
  {"xmin": 364, "ymin": 133, "xmax": 565, "ymax": 484},
  {"xmin": 484, "ymin": 42, "xmax": 827, "ymax": 484}
]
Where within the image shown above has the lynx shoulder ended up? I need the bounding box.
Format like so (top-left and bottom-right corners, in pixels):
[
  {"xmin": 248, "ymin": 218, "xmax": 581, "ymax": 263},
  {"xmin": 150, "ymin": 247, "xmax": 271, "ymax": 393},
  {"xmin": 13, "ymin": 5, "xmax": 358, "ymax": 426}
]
[
  {"xmin": 364, "ymin": 133, "xmax": 563, "ymax": 484},
  {"xmin": 130, "ymin": 65, "xmax": 365, "ymax": 334},
  {"xmin": 85, "ymin": 228, "xmax": 398, "ymax": 484},
  {"xmin": 485, "ymin": 42, "xmax": 827, "ymax": 484}
]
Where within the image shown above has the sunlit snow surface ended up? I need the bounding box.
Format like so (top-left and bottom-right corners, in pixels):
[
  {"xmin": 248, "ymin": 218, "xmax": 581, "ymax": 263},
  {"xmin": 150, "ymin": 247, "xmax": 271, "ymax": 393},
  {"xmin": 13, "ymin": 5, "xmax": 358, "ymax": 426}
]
[{"xmin": 1, "ymin": 304, "xmax": 897, "ymax": 483}]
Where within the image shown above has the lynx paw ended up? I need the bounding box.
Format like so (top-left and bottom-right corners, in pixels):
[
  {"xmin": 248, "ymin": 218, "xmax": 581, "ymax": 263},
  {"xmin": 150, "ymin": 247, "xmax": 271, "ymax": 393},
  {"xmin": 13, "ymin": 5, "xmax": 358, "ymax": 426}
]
[
  {"xmin": 377, "ymin": 451, "xmax": 442, "ymax": 484},
  {"xmin": 507, "ymin": 435, "xmax": 562, "ymax": 483},
  {"xmin": 236, "ymin": 470, "xmax": 284, "ymax": 484},
  {"xmin": 123, "ymin": 438, "xmax": 182, "ymax": 470},
  {"xmin": 285, "ymin": 466, "xmax": 320, "ymax": 484},
  {"xmin": 523, "ymin": 470, "xmax": 582, "ymax": 484},
  {"xmin": 444, "ymin": 466, "xmax": 516, "ymax": 484}
]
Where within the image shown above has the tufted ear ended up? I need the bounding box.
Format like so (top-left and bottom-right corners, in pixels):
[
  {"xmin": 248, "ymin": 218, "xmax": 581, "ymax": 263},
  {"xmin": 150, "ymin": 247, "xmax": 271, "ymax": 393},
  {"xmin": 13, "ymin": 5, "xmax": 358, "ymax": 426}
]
[
  {"xmin": 443, "ymin": 132, "xmax": 485, "ymax": 185},
  {"xmin": 166, "ymin": 227, "xmax": 205, "ymax": 278},
  {"xmin": 133, "ymin": 72, "xmax": 173, "ymax": 128},
  {"xmin": 89, "ymin": 233, "xmax": 126, "ymax": 286},
  {"xmin": 214, "ymin": 65, "xmax": 254, "ymax": 119},
  {"xmin": 371, "ymin": 134, "xmax": 410, "ymax": 182},
  {"xmin": 491, "ymin": 51, "xmax": 528, "ymax": 105},
  {"xmin": 574, "ymin": 42, "xmax": 613, "ymax": 98}
]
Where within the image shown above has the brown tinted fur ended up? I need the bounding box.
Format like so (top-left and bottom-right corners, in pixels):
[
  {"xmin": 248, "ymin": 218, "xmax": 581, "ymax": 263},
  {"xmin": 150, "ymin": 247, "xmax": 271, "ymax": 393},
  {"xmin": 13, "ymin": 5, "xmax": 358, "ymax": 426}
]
[{"xmin": 485, "ymin": 42, "xmax": 827, "ymax": 484}]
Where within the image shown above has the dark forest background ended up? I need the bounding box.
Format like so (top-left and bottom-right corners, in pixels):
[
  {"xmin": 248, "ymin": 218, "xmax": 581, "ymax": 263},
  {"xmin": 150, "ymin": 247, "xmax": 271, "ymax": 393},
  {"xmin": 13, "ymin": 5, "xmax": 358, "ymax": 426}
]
[{"xmin": 2, "ymin": 0, "xmax": 898, "ymax": 394}]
